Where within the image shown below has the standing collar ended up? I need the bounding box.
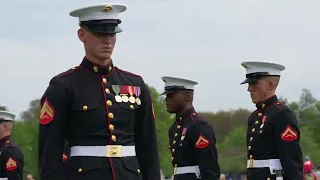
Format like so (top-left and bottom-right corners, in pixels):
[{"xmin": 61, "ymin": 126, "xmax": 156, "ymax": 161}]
[
  {"xmin": 176, "ymin": 107, "xmax": 196, "ymax": 121},
  {"xmin": 0, "ymin": 135, "xmax": 10, "ymax": 145},
  {"xmin": 80, "ymin": 57, "xmax": 114, "ymax": 76},
  {"xmin": 256, "ymin": 95, "xmax": 278, "ymax": 110}
]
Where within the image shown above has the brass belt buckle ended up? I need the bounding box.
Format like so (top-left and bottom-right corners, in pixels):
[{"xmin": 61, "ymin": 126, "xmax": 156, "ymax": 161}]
[
  {"xmin": 106, "ymin": 145, "xmax": 123, "ymax": 157},
  {"xmin": 248, "ymin": 159, "xmax": 254, "ymax": 168},
  {"xmin": 173, "ymin": 167, "xmax": 177, "ymax": 175}
]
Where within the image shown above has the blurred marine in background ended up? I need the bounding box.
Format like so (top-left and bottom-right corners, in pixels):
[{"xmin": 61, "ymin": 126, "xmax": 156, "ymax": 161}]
[{"xmin": 0, "ymin": 110, "xmax": 24, "ymax": 180}]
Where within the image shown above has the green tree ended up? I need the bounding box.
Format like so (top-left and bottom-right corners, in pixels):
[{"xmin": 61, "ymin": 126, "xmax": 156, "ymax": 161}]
[
  {"xmin": 11, "ymin": 121, "xmax": 39, "ymax": 179},
  {"xmin": 20, "ymin": 99, "xmax": 40, "ymax": 122},
  {"xmin": 200, "ymin": 109, "xmax": 251, "ymax": 142},
  {"xmin": 299, "ymin": 126, "xmax": 320, "ymax": 166},
  {"xmin": 217, "ymin": 126, "xmax": 247, "ymax": 173},
  {"xmin": 148, "ymin": 85, "xmax": 174, "ymax": 176}
]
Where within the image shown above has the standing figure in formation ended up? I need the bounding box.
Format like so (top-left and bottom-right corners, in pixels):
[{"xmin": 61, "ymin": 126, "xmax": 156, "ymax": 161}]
[
  {"xmin": 240, "ymin": 61, "xmax": 303, "ymax": 180},
  {"xmin": 38, "ymin": 3, "xmax": 160, "ymax": 180},
  {"xmin": 161, "ymin": 76, "xmax": 220, "ymax": 180}
]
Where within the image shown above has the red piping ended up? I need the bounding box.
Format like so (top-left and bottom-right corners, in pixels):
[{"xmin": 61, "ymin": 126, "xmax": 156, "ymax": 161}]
[{"xmin": 101, "ymin": 76, "xmax": 116, "ymax": 180}]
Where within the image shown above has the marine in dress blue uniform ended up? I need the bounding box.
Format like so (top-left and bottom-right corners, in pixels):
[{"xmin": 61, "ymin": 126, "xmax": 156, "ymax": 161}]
[
  {"xmin": 160, "ymin": 76, "xmax": 220, "ymax": 180},
  {"xmin": 38, "ymin": 4, "xmax": 161, "ymax": 180},
  {"xmin": 240, "ymin": 61, "xmax": 303, "ymax": 180},
  {"xmin": 0, "ymin": 110, "xmax": 24, "ymax": 180}
]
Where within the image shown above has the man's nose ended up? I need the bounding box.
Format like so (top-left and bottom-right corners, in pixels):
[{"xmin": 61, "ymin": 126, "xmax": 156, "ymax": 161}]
[{"xmin": 247, "ymin": 84, "xmax": 252, "ymax": 92}]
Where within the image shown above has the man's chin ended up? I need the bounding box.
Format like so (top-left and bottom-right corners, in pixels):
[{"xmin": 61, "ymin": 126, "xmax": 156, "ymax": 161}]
[
  {"xmin": 251, "ymin": 97, "xmax": 257, "ymax": 104},
  {"xmin": 166, "ymin": 108, "xmax": 175, "ymax": 114}
]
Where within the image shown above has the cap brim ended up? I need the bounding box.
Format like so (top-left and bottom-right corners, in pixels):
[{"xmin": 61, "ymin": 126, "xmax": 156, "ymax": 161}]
[
  {"xmin": 87, "ymin": 26, "xmax": 122, "ymax": 34},
  {"xmin": 240, "ymin": 76, "xmax": 266, "ymax": 85},
  {"xmin": 160, "ymin": 89, "xmax": 181, "ymax": 95}
]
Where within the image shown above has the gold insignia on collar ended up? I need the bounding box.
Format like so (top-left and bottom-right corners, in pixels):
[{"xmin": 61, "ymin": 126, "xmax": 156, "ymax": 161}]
[
  {"xmin": 103, "ymin": 5, "xmax": 112, "ymax": 12},
  {"xmin": 241, "ymin": 63, "xmax": 247, "ymax": 68},
  {"xmin": 93, "ymin": 66, "xmax": 98, "ymax": 72}
]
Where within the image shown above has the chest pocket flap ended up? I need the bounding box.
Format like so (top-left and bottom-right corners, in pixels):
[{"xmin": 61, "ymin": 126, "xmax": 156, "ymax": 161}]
[
  {"xmin": 119, "ymin": 103, "xmax": 140, "ymax": 111},
  {"xmin": 72, "ymin": 102, "xmax": 100, "ymax": 111}
]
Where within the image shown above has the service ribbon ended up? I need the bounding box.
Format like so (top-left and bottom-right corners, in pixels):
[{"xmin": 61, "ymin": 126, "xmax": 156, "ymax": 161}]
[{"xmin": 112, "ymin": 85, "xmax": 120, "ymax": 95}]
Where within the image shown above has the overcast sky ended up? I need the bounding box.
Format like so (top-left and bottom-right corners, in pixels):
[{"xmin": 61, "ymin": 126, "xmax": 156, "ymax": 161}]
[{"xmin": 1, "ymin": 0, "xmax": 319, "ymax": 117}]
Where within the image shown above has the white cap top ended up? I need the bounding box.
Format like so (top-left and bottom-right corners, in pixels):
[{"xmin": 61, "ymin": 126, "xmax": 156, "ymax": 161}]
[
  {"xmin": 69, "ymin": 3, "xmax": 127, "ymax": 22},
  {"xmin": 0, "ymin": 110, "xmax": 16, "ymax": 121},
  {"xmin": 240, "ymin": 61, "xmax": 286, "ymax": 84},
  {"xmin": 241, "ymin": 61, "xmax": 285, "ymax": 76},
  {"xmin": 161, "ymin": 76, "xmax": 198, "ymax": 95}
]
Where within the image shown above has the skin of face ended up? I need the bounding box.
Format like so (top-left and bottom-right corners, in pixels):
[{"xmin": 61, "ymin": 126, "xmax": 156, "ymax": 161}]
[{"xmin": 78, "ymin": 28, "xmax": 116, "ymax": 64}]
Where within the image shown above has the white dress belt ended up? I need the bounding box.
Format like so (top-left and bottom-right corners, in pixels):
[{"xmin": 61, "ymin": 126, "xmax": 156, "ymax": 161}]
[
  {"xmin": 70, "ymin": 145, "xmax": 136, "ymax": 157},
  {"xmin": 247, "ymin": 158, "xmax": 283, "ymax": 178},
  {"xmin": 174, "ymin": 165, "xmax": 200, "ymax": 178},
  {"xmin": 0, "ymin": 178, "xmax": 8, "ymax": 180}
]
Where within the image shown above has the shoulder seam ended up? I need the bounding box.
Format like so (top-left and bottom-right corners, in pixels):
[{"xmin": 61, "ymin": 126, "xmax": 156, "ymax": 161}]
[
  {"xmin": 115, "ymin": 67, "xmax": 141, "ymax": 77},
  {"xmin": 274, "ymin": 102, "xmax": 288, "ymax": 110},
  {"xmin": 57, "ymin": 66, "xmax": 79, "ymax": 79}
]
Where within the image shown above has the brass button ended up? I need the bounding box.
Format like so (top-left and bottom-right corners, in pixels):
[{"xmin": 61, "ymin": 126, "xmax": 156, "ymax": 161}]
[
  {"xmin": 172, "ymin": 157, "xmax": 174, "ymax": 160},
  {"xmin": 111, "ymin": 135, "xmax": 116, "ymax": 141},
  {"xmin": 105, "ymin": 88, "xmax": 110, "ymax": 94},
  {"xmin": 173, "ymin": 140, "xmax": 176, "ymax": 144},
  {"xmin": 250, "ymin": 137, "xmax": 253, "ymax": 141},
  {"xmin": 261, "ymin": 103, "xmax": 265, "ymax": 108},
  {"xmin": 252, "ymin": 128, "xmax": 255, "ymax": 132},
  {"xmin": 260, "ymin": 130, "xmax": 263, "ymax": 134},
  {"xmin": 83, "ymin": 106, "xmax": 88, "ymax": 111},
  {"xmin": 103, "ymin": 78, "xmax": 107, "ymax": 83},
  {"xmin": 267, "ymin": 178, "xmax": 270, "ymax": 180},
  {"xmin": 137, "ymin": 169, "xmax": 140, "ymax": 173},
  {"xmin": 260, "ymin": 124, "xmax": 264, "ymax": 128},
  {"xmin": 258, "ymin": 113, "xmax": 262, "ymax": 116},
  {"xmin": 93, "ymin": 66, "xmax": 98, "ymax": 72},
  {"xmin": 174, "ymin": 164, "xmax": 177, "ymax": 167},
  {"xmin": 179, "ymin": 117, "xmax": 182, "ymax": 120},
  {"xmin": 248, "ymin": 146, "xmax": 251, "ymax": 150},
  {"xmin": 177, "ymin": 125, "xmax": 181, "ymax": 129},
  {"xmin": 255, "ymin": 120, "xmax": 259, "ymax": 124},
  {"xmin": 172, "ymin": 149, "xmax": 175, "ymax": 153},
  {"xmin": 108, "ymin": 113, "xmax": 114, "ymax": 119},
  {"xmin": 109, "ymin": 124, "xmax": 114, "ymax": 131},
  {"xmin": 78, "ymin": 168, "xmax": 82, "ymax": 172},
  {"xmin": 174, "ymin": 133, "xmax": 178, "ymax": 137},
  {"xmin": 130, "ymin": 105, "xmax": 134, "ymax": 109},
  {"xmin": 250, "ymin": 155, "xmax": 253, "ymax": 159},
  {"xmin": 109, "ymin": 66, "xmax": 112, "ymax": 71},
  {"xmin": 107, "ymin": 100, "xmax": 112, "ymax": 106}
]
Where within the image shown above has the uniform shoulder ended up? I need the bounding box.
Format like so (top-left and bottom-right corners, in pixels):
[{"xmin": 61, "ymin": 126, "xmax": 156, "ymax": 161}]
[
  {"xmin": 48, "ymin": 66, "xmax": 80, "ymax": 87},
  {"xmin": 54, "ymin": 66, "xmax": 80, "ymax": 80},
  {"xmin": 190, "ymin": 112, "xmax": 211, "ymax": 126},
  {"xmin": 2, "ymin": 140, "xmax": 21, "ymax": 153},
  {"xmin": 187, "ymin": 113, "xmax": 215, "ymax": 135},
  {"xmin": 115, "ymin": 67, "xmax": 142, "ymax": 79},
  {"xmin": 273, "ymin": 102, "xmax": 298, "ymax": 123}
]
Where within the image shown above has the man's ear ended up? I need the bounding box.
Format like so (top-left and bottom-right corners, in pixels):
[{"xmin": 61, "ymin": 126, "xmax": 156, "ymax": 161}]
[
  {"xmin": 184, "ymin": 91, "xmax": 192, "ymax": 101},
  {"xmin": 78, "ymin": 28, "xmax": 85, "ymax": 42}
]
